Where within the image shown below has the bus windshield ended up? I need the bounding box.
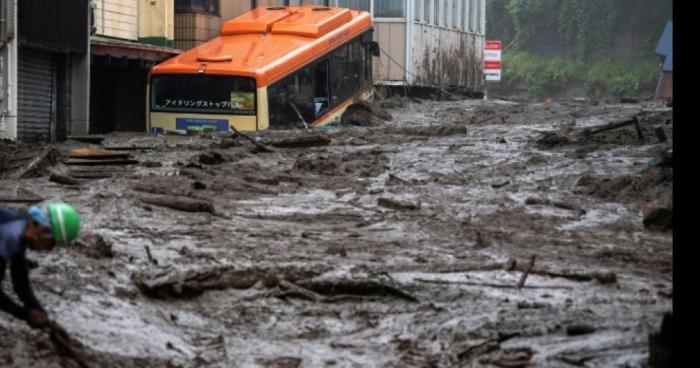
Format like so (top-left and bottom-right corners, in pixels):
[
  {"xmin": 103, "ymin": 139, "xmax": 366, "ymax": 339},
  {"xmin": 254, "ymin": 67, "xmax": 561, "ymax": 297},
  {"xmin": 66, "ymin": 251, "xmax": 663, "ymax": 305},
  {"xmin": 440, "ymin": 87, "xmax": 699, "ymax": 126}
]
[{"xmin": 150, "ymin": 75, "xmax": 256, "ymax": 115}]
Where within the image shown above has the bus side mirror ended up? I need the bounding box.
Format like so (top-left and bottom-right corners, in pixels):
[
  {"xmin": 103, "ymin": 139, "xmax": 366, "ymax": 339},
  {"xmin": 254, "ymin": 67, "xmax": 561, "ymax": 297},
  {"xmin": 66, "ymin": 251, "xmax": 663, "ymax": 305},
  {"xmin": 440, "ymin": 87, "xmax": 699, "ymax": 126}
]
[{"xmin": 370, "ymin": 41, "xmax": 380, "ymax": 57}]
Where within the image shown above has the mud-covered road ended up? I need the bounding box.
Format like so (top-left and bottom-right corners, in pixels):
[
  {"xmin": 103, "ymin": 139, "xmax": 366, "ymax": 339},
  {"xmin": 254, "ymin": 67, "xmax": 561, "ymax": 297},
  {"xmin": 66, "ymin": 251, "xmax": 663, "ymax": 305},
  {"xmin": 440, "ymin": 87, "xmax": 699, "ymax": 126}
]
[{"xmin": 0, "ymin": 96, "xmax": 672, "ymax": 367}]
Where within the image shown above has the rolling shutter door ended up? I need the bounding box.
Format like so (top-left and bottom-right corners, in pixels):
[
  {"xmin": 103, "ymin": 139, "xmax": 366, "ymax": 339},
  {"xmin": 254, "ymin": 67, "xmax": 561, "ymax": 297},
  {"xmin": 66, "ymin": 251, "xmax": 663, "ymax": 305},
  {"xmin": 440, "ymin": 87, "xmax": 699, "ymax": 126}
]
[{"xmin": 18, "ymin": 48, "xmax": 55, "ymax": 142}]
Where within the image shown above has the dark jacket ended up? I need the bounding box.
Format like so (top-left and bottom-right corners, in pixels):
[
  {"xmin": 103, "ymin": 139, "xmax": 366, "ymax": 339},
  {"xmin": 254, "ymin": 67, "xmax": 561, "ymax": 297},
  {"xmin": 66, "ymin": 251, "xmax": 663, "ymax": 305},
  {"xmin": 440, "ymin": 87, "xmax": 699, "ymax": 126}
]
[{"xmin": 0, "ymin": 207, "xmax": 44, "ymax": 320}]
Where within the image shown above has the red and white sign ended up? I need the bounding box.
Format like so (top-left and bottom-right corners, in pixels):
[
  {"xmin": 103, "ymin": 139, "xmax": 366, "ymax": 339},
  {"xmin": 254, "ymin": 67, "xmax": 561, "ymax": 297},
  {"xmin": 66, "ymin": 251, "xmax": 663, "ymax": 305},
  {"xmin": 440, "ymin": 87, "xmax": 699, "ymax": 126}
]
[{"xmin": 484, "ymin": 40, "xmax": 502, "ymax": 81}]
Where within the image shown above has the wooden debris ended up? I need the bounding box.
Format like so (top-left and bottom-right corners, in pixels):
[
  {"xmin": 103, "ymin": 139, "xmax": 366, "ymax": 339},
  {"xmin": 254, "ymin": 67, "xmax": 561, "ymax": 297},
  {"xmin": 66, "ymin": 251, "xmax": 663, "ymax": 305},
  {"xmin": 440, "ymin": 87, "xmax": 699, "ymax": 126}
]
[
  {"xmin": 580, "ymin": 117, "xmax": 639, "ymax": 137},
  {"xmin": 415, "ymin": 278, "xmax": 571, "ymax": 290},
  {"xmin": 230, "ymin": 126, "xmax": 275, "ymax": 153},
  {"xmin": 517, "ymin": 255, "xmax": 536, "ymax": 289},
  {"xmin": 144, "ymin": 246, "xmax": 158, "ymax": 265},
  {"xmin": 138, "ymin": 194, "xmax": 215, "ymax": 213},
  {"xmin": 1, "ymin": 148, "xmax": 58, "ymax": 179},
  {"xmin": 387, "ymin": 174, "xmax": 413, "ymax": 186},
  {"xmin": 64, "ymin": 158, "xmax": 139, "ymax": 166},
  {"xmin": 49, "ymin": 174, "xmax": 81, "ymax": 186},
  {"xmin": 295, "ymin": 279, "xmax": 419, "ymax": 303},
  {"xmin": 0, "ymin": 188, "xmax": 44, "ymax": 203},
  {"xmin": 277, "ymin": 280, "xmax": 325, "ymax": 302},
  {"xmin": 132, "ymin": 266, "xmax": 321, "ymax": 299},
  {"xmin": 268, "ymin": 134, "xmax": 331, "ymax": 148},
  {"xmin": 44, "ymin": 319, "xmax": 92, "ymax": 368},
  {"xmin": 67, "ymin": 135, "xmax": 106, "ymax": 144},
  {"xmin": 491, "ymin": 180, "xmax": 510, "ymax": 189},
  {"xmin": 69, "ymin": 148, "xmax": 130, "ymax": 160},
  {"xmin": 378, "ymin": 197, "xmax": 420, "ymax": 211}
]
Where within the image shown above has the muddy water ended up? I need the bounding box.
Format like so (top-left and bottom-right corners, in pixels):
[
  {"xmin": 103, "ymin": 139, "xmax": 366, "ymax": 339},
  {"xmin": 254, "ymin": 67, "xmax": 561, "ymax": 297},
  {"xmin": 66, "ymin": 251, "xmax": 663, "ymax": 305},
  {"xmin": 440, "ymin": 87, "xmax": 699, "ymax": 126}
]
[{"xmin": 0, "ymin": 98, "xmax": 671, "ymax": 367}]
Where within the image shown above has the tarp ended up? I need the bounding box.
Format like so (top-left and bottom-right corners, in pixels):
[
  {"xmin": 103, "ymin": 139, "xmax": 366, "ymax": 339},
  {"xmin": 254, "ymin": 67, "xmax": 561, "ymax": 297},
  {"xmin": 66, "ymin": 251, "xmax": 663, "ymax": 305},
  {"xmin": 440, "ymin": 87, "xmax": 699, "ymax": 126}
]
[{"xmin": 655, "ymin": 21, "xmax": 673, "ymax": 72}]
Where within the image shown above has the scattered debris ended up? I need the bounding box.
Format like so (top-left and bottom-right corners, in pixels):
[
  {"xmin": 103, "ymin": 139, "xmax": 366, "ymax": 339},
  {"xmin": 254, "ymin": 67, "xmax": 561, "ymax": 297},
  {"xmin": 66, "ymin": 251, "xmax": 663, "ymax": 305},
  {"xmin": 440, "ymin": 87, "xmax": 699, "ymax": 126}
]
[
  {"xmin": 67, "ymin": 135, "xmax": 106, "ymax": 144},
  {"xmin": 491, "ymin": 180, "xmax": 510, "ymax": 189},
  {"xmin": 64, "ymin": 158, "xmax": 139, "ymax": 166},
  {"xmin": 69, "ymin": 148, "xmax": 131, "ymax": 160},
  {"xmin": 44, "ymin": 319, "xmax": 92, "ymax": 368},
  {"xmin": 49, "ymin": 174, "xmax": 82, "ymax": 186},
  {"xmin": 566, "ymin": 323, "xmax": 597, "ymax": 336},
  {"xmin": 517, "ymin": 255, "xmax": 536, "ymax": 289},
  {"xmin": 132, "ymin": 266, "xmax": 321, "ymax": 299},
  {"xmin": 377, "ymin": 197, "xmax": 420, "ymax": 211},
  {"xmin": 138, "ymin": 194, "xmax": 215, "ymax": 213},
  {"xmin": 643, "ymin": 195, "xmax": 673, "ymax": 231},
  {"xmin": 267, "ymin": 134, "xmax": 332, "ymax": 148},
  {"xmin": 0, "ymin": 147, "xmax": 60, "ymax": 179},
  {"xmin": 230, "ymin": 126, "xmax": 275, "ymax": 153}
]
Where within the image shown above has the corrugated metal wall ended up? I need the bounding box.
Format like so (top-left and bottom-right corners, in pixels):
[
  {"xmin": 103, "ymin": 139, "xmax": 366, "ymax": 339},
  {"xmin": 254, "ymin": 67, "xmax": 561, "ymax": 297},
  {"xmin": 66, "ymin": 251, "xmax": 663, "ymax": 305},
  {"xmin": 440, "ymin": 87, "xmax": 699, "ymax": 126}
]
[
  {"xmin": 174, "ymin": 13, "xmax": 221, "ymax": 50},
  {"xmin": 18, "ymin": 49, "xmax": 55, "ymax": 142},
  {"xmin": 410, "ymin": 26, "xmax": 483, "ymax": 90}
]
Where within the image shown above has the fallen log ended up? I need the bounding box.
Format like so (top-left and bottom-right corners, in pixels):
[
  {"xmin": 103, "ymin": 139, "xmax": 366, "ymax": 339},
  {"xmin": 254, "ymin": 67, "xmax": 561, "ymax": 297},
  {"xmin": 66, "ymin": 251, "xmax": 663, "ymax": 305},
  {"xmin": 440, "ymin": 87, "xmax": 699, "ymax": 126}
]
[
  {"xmin": 580, "ymin": 117, "xmax": 641, "ymax": 137},
  {"xmin": 132, "ymin": 266, "xmax": 322, "ymax": 299},
  {"xmin": 49, "ymin": 174, "xmax": 82, "ymax": 186},
  {"xmin": 138, "ymin": 194, "xmax": 215, "ymax": 213},
  {"xmin": 64, "ymin": 158, "xmax": 139, "ymax": 166},
  {"xmin": 295, "ymin": 279, "xmax": 419, "ymax": 302},
  {"xmin": 377, "ymin": 197, "xmax": 420, "ymax": 211},
  {"xmin": 415, "ymin": 278, "xmax": 572, "ymax": 290},
  {"xmin": 268, "ymin": 134, "xmax": 331, "ymax": 148}
]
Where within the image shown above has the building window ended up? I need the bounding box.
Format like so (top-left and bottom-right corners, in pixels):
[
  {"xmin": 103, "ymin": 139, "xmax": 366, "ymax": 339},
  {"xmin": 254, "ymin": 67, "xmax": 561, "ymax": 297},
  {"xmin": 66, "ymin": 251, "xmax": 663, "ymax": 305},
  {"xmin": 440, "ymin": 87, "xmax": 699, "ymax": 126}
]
[
  {"xmin": 374, "ymin": 0, "xmax": 404, "ymax": 18},
  {"xmin": 442, "ymin": 0, "xmax": 448, "ymax": 26},
  {"xmin": 175, "ymin": 0, "xmax": 220, "ymax": 15},
  {"xmin": 334, "ymin": 0, "xmax": 370, "ymax": 12}
]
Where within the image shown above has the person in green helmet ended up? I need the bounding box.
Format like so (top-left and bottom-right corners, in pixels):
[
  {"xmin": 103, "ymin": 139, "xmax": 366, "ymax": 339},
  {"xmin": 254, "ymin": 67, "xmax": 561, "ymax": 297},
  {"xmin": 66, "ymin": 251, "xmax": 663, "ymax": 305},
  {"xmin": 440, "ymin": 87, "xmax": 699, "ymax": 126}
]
[{"xmin": 0, "ymin": 203, "xmax": 80, "ymax": 328}]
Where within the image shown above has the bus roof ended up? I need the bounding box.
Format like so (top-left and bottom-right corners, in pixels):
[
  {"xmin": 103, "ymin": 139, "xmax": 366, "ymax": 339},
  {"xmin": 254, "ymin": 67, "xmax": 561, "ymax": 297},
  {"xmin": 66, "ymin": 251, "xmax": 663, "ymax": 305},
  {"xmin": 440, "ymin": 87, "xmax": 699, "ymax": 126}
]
[{"xmin": 151, "ymin": 6, "xmax": 372, "ymax": 88}]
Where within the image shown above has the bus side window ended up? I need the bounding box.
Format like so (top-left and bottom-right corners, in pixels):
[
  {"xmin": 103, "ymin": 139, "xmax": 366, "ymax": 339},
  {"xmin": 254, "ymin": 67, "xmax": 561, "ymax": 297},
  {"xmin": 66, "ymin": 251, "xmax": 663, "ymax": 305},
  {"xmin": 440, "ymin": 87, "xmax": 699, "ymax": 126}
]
[{"xmin": 313, "ymin": 60, "xmax": 330, "ymax": 117}]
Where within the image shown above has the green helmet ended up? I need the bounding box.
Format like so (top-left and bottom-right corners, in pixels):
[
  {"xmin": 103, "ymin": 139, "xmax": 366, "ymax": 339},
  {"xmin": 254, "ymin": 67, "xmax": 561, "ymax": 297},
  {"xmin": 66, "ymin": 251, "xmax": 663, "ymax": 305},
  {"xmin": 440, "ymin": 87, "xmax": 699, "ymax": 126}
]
[{"xmin": 47, "ymin": 203, "xmax": 80, "ymax": 246}]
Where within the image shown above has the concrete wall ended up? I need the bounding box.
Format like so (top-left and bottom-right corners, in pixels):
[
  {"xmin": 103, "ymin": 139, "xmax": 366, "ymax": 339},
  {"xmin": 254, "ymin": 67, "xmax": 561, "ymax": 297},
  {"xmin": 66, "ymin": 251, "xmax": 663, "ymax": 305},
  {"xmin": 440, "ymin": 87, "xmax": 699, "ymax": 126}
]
[
  {"xmin": 139, "ymin": 0, "xmax": 175, "ymax": 47},
  {"xmin": 410, "ymin": 25, "xmax": 483, "ymax": 90},
  {"xmin": 373, "ymin": 21, "xmax": 406, "ymax": 82},
  {"xmin": 94, "ymin": 0, "xmax": 139, "ymax": 41}
]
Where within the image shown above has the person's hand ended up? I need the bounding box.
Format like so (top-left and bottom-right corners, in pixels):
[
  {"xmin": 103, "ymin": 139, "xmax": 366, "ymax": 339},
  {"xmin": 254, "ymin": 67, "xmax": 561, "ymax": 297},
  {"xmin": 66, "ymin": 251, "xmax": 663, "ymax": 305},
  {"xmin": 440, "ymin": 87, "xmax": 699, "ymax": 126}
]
[{"xmin": 26, "ymin": 309, "xmax": 47, "ymax": 328}]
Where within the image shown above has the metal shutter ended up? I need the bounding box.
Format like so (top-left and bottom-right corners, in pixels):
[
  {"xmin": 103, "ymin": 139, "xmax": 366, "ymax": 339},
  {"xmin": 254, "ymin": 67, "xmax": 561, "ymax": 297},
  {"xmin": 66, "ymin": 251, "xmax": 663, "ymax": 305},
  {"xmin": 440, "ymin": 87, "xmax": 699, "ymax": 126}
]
[{"xmin": 18, "ymin": 48, "xmax": 55, "ymax": 142}]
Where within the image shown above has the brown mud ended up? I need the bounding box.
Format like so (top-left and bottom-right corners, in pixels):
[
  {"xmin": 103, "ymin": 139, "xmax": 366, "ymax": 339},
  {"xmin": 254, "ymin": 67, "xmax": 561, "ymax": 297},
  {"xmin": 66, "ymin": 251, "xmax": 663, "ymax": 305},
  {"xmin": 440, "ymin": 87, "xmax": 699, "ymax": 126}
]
[{"xmin": 0, "ymin": 97, "xmax": 672, "ymax": 367}]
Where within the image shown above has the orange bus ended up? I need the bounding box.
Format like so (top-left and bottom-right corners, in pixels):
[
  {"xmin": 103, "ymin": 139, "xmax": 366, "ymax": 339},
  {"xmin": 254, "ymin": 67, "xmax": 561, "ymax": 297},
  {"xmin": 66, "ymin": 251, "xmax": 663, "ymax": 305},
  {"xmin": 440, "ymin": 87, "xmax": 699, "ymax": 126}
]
[{"xmin": 147, "ymin": 5, "xmax": 379, "ymax": 133}]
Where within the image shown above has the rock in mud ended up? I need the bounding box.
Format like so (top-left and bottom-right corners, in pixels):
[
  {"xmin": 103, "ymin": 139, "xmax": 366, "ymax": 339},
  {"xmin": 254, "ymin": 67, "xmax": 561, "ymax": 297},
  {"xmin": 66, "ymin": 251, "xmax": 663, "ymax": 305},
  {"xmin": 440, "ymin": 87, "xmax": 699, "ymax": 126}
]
[
  {"xmin": 73, "ymin": 233, "xmax": 114, "ymax": 259},
  {"xmin": 341, "ymin": 100, "xmax": 392, "ymax": 126},
  {"xmin": 139, "ymin": 194, "xmax": 215, "ymax": 213},
  {"xmin": 536, "ymin": 132, "xmax": 570, "ymax": 149},
  {"xmin": 566, "ymin": 323, "xmax": 597, "ymax": 336},
  {"xmin": 643, "ymin": 195, "xmax": 673, "ymax": 232},
  {"xmin": 378, "ymin": 197, "xmax": 420, "ymax": 211}
]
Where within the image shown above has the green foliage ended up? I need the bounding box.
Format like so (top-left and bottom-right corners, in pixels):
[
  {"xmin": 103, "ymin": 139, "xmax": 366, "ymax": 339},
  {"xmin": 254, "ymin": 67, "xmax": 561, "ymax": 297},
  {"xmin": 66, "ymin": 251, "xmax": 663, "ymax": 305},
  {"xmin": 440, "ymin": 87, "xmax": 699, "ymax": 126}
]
[
  {"xmin": 486, "ymin": 0, "xmax": 671, "ymax": 59},
  {"xmin": 502, "ymin": 51, "xmax": 584, "ymax": 97},
  {"xmin": 504, "ymin": 52, "xmax": 659, "ymax": 98},
  {"xmin": 584, "ymin": 58, "xmax": 659, "ymax": 97}
]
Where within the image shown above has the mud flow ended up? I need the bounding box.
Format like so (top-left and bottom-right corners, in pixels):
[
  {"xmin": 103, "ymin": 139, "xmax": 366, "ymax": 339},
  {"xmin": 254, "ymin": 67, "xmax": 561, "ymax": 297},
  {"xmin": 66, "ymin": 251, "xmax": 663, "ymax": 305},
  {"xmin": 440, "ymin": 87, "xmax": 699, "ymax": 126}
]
[{"xmin": 0, "ymin": 96, "xmax": 672, "ymax": 367}]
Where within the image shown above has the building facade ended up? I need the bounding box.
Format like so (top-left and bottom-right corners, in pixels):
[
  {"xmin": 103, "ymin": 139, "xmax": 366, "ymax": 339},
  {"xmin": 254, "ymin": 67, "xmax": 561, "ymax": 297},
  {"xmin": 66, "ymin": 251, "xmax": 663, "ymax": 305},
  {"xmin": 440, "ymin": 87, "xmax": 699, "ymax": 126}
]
[
  {"xmin": 89, "ymin": 0, "xmax": 180, "ymax": 134},
  {"xmin": 0, "ymin": 0, "xmax": 90, "ymax": 142}
]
